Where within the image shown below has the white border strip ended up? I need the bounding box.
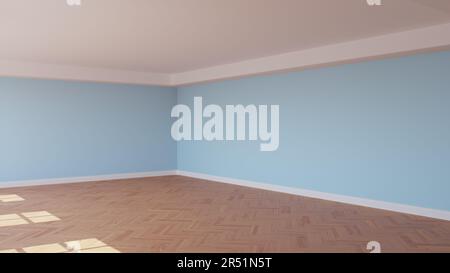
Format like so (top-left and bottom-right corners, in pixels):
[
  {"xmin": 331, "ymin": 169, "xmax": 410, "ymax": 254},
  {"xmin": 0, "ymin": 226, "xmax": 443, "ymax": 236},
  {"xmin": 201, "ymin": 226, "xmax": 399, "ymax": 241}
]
[
  {"xmin": 176, "ymin": 170, "xmax": 450, "ymax": 221},
  {"xmin": 1, "ymin": 23, "xmax": 450, "ymax": 87},
  {"xmin": 0, "ymin": 170, "xmax": 177, "ymax": 189},
  {"xmin": 0, "ymin": 60, "xmax": 172, "ymax": 87},
  {"xmin": 172, "ymin": 23, "xmax": 450, "ymax": 86}
]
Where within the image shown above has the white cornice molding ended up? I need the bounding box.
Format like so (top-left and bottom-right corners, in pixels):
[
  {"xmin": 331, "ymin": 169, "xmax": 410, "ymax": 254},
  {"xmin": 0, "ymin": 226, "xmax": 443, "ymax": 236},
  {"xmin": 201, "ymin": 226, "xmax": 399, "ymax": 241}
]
[
  {"xmin": 0, "ymin": 60, "xmax": 172, "ymax": 86},
  {"xmin": 1, "ymin": 23, "xmax": 450, "ymax": 87},
  {"xmin": 171, "ymin": 22, "xmax": 450, "ymax": 86}
]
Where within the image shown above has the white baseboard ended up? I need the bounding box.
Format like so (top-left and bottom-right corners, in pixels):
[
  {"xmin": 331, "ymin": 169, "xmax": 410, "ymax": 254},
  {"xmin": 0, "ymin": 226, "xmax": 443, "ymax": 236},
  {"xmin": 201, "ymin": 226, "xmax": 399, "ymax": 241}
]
[
  {"xmin": 1, "ymin": 169, "xmax": 448, "ymax": 221},
  {"xmin": 0, "ymin": 170, "xmax": 177, "ymax": 189},
  {"xmin": 176, "ymin": 170, "xmax": 450, "ymax": 222}
]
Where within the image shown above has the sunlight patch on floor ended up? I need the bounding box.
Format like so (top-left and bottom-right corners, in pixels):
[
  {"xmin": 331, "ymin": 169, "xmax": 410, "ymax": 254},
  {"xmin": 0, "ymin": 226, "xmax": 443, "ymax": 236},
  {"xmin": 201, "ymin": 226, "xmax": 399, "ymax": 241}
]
[
  {"xmin": 21, "ymin": 211, "xmax": 61, "ymax": 223},
  {"xmin": 0, "ymin": 194, "xmax": 25, "ymax": 203},
  {"xmin": 0, "ymin": 214, "xmax": 28, "ymax": 227},
  {"xmin": 0, "ymin": 249, "xmax": 19, "ymax": 253},
  {"xmin": 0, "ymin": 238, "xmax": 120, "ymax": 253},
  {"xmin": 23, "ymin": 243, "xmax": 67, "ymax": 253},
  {"xmin": 0, "ymin": 211, "xmax": 60, "ymax": 227}
]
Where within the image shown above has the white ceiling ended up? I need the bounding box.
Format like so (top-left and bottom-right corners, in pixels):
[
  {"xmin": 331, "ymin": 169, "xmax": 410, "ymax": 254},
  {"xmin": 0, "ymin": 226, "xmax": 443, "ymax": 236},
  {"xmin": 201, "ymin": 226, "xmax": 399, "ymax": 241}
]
[{"xmin": 0, "ymin": 0, "xmax": 450, "ymax": 75}]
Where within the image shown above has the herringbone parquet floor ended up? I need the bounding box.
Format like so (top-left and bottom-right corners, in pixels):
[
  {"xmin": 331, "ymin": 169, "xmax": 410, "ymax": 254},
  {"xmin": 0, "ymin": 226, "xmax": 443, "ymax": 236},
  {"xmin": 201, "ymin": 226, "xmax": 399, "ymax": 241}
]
[{"xmin": 0, "ymin": 175, "xmax": 449, "ymax": 253}]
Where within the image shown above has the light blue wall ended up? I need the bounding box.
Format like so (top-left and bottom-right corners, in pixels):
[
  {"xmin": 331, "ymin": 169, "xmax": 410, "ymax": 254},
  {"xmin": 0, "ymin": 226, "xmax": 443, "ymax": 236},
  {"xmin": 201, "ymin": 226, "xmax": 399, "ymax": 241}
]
[
  {"xmin": 1, "ymin": 51, "xmax": 449, "ymax": 211},
  {"xmin": 177, "ymin": 50, "xmax": 450, "ymax": 211},
  {"xmin": 0, "ymin": 78, "xmax": 177, "ymax": 182}
]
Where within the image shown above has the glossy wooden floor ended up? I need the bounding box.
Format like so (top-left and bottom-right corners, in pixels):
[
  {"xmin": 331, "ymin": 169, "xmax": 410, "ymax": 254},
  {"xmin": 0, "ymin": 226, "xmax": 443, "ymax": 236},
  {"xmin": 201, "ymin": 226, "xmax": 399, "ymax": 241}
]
[{"xmin": 1, "ymin": 175, "xmax": 449, "ymax": 253}]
